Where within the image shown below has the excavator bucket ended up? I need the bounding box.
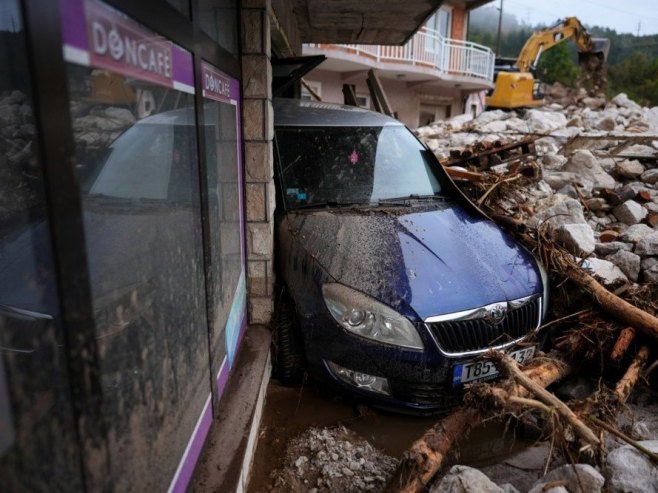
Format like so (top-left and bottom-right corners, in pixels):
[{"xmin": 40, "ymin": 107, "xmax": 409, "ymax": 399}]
[
  {"xmin": 577, "ymin": 38, "xmax": 610, "ymax": 94},
  {"xmin": 578, "ymin": 38, "xmax": 610, "ymax": 65}
]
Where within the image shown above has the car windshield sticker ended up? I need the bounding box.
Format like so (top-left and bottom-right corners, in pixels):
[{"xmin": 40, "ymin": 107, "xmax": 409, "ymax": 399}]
[{"xmin": 349, "ymin": 149, "xmax": 359, "ymax": 165}]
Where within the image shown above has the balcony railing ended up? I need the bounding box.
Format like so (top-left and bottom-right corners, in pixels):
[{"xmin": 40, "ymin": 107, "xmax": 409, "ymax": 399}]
[{"xmin": 306, "ymin": 27, "xmax": 495, "ymax": 82}]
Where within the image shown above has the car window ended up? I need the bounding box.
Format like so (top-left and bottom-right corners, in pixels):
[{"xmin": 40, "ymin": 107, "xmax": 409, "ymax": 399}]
[
  {"xmin": 276, "ymin": 126, "xmax": 446, "ymax": 208},
  {"xmin": 87, "ymin": 122, "xmax": 196, "ymax": 202}
]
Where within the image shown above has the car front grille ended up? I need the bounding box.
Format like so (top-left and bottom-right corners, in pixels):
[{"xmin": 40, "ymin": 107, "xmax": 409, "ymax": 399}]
[{"xmin": 426, "ymin": 297, "xmax": 541, "ymax": 355}]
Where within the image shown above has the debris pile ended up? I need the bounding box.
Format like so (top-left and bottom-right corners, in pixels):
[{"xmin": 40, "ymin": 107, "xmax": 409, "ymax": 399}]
[
  {"xmin": 416, "ymin": 88, "xmax": 658, "ymax": 286},
  {"xmin": 267, "ymin": 427, "xmax": 398, "ymax": 493}
]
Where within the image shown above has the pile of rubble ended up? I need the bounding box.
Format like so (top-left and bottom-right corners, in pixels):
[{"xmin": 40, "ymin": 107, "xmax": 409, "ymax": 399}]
[
  {"xmin": 267, "ymin": 426, "xmax": 397, "ymax": 493},
  {"xmin": 416, "ymin": 88, "xmax": 658, "ymax": 288}
]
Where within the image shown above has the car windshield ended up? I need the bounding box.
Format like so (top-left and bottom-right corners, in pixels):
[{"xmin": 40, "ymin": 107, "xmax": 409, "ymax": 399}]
[{"xmin": 276, "ymin": 126, "xmax": 449, "ymax": 209}]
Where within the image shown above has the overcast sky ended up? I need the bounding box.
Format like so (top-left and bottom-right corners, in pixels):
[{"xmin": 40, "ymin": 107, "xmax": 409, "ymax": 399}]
[{"xmin": 486, "ymin": 0, "xmax": 658, "ymax": 35}]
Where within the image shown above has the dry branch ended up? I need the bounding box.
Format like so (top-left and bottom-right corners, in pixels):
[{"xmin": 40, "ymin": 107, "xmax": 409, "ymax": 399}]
[
  {"xmin": 587, "ymin": 415, "xmax": 658, "ymax": 464},
  {"xmin": 615, "ymin": 345, "xmax": 650, "ymax": 404},
  {"xmin": 488, "ymin": 351, "xmax": 600, "ymax": 448},
  {"xmin": 442, "ymin": 166, "xmax": 486, "ymax": 182},
  {"xmin": 385, "ymin": 356, "xmax": 571, "ymax": 493},
  {"xmin": 561, "ymin": 264, "xmax": 658, "ymax": 340},
  {"xmin": 611, "ymin": 327, "xmax": 637, "ymax": 362}
]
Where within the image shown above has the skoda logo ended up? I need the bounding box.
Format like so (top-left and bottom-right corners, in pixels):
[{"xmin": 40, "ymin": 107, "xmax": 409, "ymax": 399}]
[{"xmin": 486, "ymin": 304, "xmax": 506, "ymax": 325}]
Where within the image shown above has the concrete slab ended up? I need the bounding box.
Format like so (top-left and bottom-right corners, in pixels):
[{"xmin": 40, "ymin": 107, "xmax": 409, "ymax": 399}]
[{"xmin": 190, "ymin": 325, "xmax": 271, "ymax": 493}]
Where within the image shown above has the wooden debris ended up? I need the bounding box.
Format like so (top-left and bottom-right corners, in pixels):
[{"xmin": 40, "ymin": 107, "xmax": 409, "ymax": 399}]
[
  {"xmin": 598, "ymin": 230, "xmax": 619, "ymax": 242},
  {"xmin": 615, "ymin": 345, "xmax": 651, "ymax": 404},
  {"xmin": 385, "ymin": 356, "xmax": 571, "ymax": 493},
  {"xmin": 563, "ymin": 266, "xmax": 658, "ymax": 340},
  {"xmin": 442, "ymin": 166, "xmax": 486, "ymax": 182},
  {"xmin": 487, "ymin": 351, "xmax": 600, "ymax": 448},
  {"xmin": 610, "ymin": 327, "xmax": 636, "ymax": 362}
]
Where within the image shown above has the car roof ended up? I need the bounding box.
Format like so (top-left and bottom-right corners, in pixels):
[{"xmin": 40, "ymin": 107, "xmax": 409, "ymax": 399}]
[{"xmin": 273, "ymin": 98, "xmax": 404, "ymax": 128}]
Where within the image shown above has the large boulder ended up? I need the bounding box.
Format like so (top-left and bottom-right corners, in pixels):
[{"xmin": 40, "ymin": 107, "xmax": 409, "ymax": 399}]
[
  {"xmin": 529, "ymin": 197, "xmax": 587, "ymax": 229},
  {"xmin": 563, "ymin": 150, "xmax": 616, "ymax": 190},
  {"xmin": 555, "ymin": 223, "xmax": 596, "ymax": 255},
  {"xmin": 525, "ymin": 109, "xmax": 567, "ymax": 133},
  {"xmin": 612, "ymin": 93, "xmax": 642, "ymax": 112},
  {"xmin": 636, "ymin": 232, "xmax": 658, "ymax": 256},
  {"xmin": 430, "ymin": 465, "xmax": 504, "ymax": 493},
  {"xmin": 529, "ymin": 464, "xmax": 604, "ymax": 493},
  {"xmin": 607, "ymin": 440, "xmax": 658, "ymax": 493},
  {"xmin": 613, "ymin": 200, "xmax": 648, "ymax": 225},
  {"xmin": 607, "ymin": 250, "xmax": 641, "ymax": 281},
  {"xmin": 582, "ymin": 258, "xmax": 629, "ymax": 286}
]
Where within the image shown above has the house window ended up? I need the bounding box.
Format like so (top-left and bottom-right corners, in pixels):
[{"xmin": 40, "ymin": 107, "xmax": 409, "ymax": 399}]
[
  {"xmin": 425, "ymin": 7, "xmax": 451, "ymax": 53},
  {"xmin": 301, "ymin": 80, "xmax": 322, "ymax": 101},
  {"xmin": 355, "ymin": 94, "xmax": 370, "ymax": 109}
]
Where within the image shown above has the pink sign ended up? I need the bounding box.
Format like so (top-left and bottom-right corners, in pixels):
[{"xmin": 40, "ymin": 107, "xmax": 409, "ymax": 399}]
[
  {"xmin": 86, "ymin": 0, "xmax": 172, "ymax": 86},
  {"xmin": 201, "ymin": 63, "xmax": 233, "ymax": 103}
]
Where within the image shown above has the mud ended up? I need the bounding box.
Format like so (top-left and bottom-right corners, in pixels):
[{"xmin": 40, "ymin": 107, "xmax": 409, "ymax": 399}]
[{"xmin": 248, "ymin": 379, "xmax": 538, "ymax": 492}]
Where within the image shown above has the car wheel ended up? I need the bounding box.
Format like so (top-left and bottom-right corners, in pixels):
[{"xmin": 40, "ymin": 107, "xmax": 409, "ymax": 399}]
[{"xmin": 272, "ymin": 292, "xmax": 305, "ymax": 385}]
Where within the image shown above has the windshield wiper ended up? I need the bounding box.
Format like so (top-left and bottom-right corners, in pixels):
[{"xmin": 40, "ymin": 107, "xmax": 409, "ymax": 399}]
[{"xmin": 378, "ymin": 193, "xmax": 449, "ymax": 203}]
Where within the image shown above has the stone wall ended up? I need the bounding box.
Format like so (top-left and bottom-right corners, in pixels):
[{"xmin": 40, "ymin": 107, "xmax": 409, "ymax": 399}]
[{"xmin": 241, "ymin": 0, "xmax": 275, "ymax": 324}]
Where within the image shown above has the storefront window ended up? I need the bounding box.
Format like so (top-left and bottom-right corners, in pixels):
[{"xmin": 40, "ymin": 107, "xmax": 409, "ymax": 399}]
[
  {"xmin": 201, "ymin": 62, "xmax": 245, "ymax": 393},
  {"xmin": 59, "ymin": 0, "xmax": 210, "ymax": 489},
  {"xmin": 0, "ymin": 0, "xmax": 82, "ymax": 489},
  {"xmin": 199, "ymin": 0, "xmax": 239, "ymax": 57}
]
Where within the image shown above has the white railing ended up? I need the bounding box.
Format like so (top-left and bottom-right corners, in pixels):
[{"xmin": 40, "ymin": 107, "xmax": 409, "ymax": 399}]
[{"xmin": 306, "ymin": 27, "xmax": 495, "ymax": 82}]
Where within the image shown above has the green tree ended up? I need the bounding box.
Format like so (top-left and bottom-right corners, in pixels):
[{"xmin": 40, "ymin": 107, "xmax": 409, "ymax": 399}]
[{"xmin": 536, "ymin": 42, "xmax": 579, "ymax": 86}]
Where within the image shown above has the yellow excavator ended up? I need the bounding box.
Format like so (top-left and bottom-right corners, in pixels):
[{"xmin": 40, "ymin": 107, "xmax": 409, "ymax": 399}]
[{"xmin": 486, "ymin": 17, "xmax": 609, "ymax": 109}]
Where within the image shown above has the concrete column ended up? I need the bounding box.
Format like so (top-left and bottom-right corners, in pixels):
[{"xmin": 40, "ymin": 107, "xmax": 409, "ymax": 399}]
[{"xmin": 241, "ymin": 0, "xmax": 275, "ymax": 324}]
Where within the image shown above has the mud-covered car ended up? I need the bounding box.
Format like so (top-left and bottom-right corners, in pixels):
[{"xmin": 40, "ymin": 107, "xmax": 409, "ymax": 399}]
[{"xmin": 272, "ymin": 99, "xmax": 549, "ymax": 413}]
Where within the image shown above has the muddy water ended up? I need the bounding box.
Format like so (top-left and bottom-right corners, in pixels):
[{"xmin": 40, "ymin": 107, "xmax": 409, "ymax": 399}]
[{"xmin": 248, "ymin": 380, "xmax": 536, "ymax": 492}]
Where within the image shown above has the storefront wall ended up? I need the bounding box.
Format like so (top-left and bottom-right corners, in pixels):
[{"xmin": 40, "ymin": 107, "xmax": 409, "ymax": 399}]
[{"xmin": 0, "ymin": 0, "xmax": 248, "ymax": 490}]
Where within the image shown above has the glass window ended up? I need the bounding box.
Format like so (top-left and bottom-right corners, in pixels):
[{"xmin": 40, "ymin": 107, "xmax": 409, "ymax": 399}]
[
  {"xmin": 60, "ymin": 1, "xmax": 210, "ymax": 489},
  {"xmin": 438, "ymin": 8, "xmax": 452, "ymax": 38},
  {"xmin": 0, "ymin": 0, "xmax": 82, "ymax": 489},
  {"xmin": 199, "ymin": 0, "xmax": 239, "ymax": 56},
  {"xmin": 276, "ymin": 126, "xmax": 450, "ymax": 209}
]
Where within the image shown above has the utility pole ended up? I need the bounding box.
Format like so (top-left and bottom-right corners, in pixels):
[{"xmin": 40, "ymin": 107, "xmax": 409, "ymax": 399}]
[
  {"xmin": 637, "ymin": 21, "xmax": 642, "ymax": 37},
  {"xmin": 495, "ymin": 0, "xmax": 504, "ymax": 57}
]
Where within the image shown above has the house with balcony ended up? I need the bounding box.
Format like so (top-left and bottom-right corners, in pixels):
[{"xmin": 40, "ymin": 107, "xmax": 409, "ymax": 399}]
[{"xmin": 302, "ymin": 0, "xmax": 495, "ymax": 128}]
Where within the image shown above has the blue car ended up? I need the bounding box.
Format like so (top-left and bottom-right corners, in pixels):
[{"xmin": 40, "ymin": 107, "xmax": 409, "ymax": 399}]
[{"xmin": 272, "ymin": 99, "xmax": 549, "ymax": 413}]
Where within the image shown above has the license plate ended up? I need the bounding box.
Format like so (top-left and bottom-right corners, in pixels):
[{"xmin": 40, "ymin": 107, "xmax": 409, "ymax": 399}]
[{"xmin": 452, "ymin": 346, "xmax": 536, "ymax": 385}]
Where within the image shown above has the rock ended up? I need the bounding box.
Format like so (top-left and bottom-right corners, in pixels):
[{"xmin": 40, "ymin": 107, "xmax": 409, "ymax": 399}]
[
  {"xmin": 563, "ymin": 150, "xmax": 616, "ymax": 190},
  {"xmin": 475, "ymin": 110, "xmax": 509, "ymax": 125},
  {"xmin": 542, "ymin": 171, "xmax": 581, "ymax": 191},
  {"xmin": 612, "ymin": 92, "xmax": 642, "ymax": 112},
  {"xmin": 555, "ymin": 223, "xmax": 596, "ymax": 255},
  {"xmin": 620, "ymin": 224, "xmax": 655, "ymax": 243},
  {"xmin": 597, "ymin": 157, "xmax": 616, "ymax": 173},
  {"xmin": 641, "ymin": 169, "xmax": 658, "ymax": 185},
  {"xmin": 499, "ymin": 484, "xmax": 519, "ymax": 493},
  {"xmin": 581, "ymin": 97, "xmax": 606, "ymax": 110},
  {"xmin": 524, "ymin": 109, "xmax": 567, "ymax": 133},
  {"xmin": 541, "ymin": 154, "xmax": 567, "ymax": 170},
  {"xmin": 529, "ymin": 197, "xmax": 587, "ymax": 228},
  {"xmin": 480, "ymin": 120, "xmax": 508, "ymax": 133},
  {"xmin": 595, "ymin": 241, "xmax": 633, "ymax": 256},
  {"xmin": 613, "ymin": 200, "xmax": 648, "ymax": 225},
  {"xmin": 582, "ymin": 258, "xmax": 629, "ymax": 286},
  {"xmin": 616, "ymin": 159, "xmax": 645, "ymax": 179},
  {"xmin": 635, "ymin": 232, "xmax": 658, "ymax": 256},
  {"xmin": 430, "ymin": 465, "xmax": 504, "ymax": 493},
  {"xmin": 607, "ymin": 250, "xmax": 641, "ymax": 281},
  {"xmin": 596, "ymin": 115, "xmax": 617, "ymax": 131},
  {"xmin": 447, "ymin": 113, "xmax": 474, "ymax": 130},
  {"xmin": 586, "ymin": 198, "xmax": 610, "ymax": 212},
  {"xmin": 529, "ymin": 464, "xmax": 604, "ymax": 493},
  {"xmin": 644, "ymin": 265, "xmax": 658, "ymax": 282},
  {"xmin": 607, "ymin": 440, "xmax": 658, "ymax": 493},
  {"xmin": 567, "ymin": 115, "xmax": 583, "ymax": 127}
]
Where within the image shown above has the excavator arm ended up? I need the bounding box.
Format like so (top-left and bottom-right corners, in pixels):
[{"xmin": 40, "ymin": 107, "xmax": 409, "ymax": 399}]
[{"xmin": 515, "ymin": 17, "xmax": 595, "ymax": 73}]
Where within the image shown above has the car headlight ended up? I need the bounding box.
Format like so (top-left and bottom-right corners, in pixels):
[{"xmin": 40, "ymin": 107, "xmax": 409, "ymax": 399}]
[
  {"xmin": 537, "ymin": 259, "xmax": 550, "ymax": 318},
  {"xmin": 322, "ymin": 283, "xmax": 424, "ymax": 350}
]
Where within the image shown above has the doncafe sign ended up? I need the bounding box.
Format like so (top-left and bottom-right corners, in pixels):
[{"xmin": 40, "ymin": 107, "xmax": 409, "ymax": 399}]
[{"xmin": 87, "ymin": 1, "xmax": 173, "ymax": 84}]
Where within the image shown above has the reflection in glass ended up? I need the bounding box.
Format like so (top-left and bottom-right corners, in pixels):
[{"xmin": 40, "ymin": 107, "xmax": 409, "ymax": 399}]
[
  {"xmin": 203, "ymin": 99, "xmax": 241, "ymax": 381},
  {"xmin": 0, "ymin": 0, "xmax": 82, "ymax": 489},
  {"xmin": 199, "ymin": 0, "xmax": 239, "ymax": 56},
  {"xmin": 67, "ymin": 65, "xmax": 210, "ymax": 490}
]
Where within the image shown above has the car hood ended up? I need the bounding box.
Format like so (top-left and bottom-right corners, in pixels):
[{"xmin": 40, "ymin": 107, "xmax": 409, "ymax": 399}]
[{"xmin": 285, "ymin": 204, "xmax": 542, "ymax": 320}]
